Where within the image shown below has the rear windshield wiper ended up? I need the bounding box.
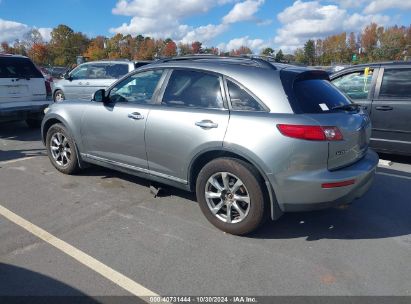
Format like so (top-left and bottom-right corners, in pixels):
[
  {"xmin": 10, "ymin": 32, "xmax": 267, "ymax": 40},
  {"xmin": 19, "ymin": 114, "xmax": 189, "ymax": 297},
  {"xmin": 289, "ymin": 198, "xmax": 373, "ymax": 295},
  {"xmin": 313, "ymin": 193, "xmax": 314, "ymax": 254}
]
[{"xmin": 331, "ymin": 103, "xmax": 360, "ymax": 111}]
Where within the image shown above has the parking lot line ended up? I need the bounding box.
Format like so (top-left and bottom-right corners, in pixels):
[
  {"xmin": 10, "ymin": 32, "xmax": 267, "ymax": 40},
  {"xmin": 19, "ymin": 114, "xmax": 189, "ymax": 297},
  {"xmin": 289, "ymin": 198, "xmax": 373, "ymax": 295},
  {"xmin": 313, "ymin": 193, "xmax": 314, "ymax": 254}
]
[
  {"xmin": 0, "ymin": 204, "xmax": 160, "ymax": 301},
  {"xmin": 377, "ymin": 171, "xmax": 411, "ymax": 180},
  {"xmin": 0, "ymin": 157, "xmax": 37, "ymax": 166}
]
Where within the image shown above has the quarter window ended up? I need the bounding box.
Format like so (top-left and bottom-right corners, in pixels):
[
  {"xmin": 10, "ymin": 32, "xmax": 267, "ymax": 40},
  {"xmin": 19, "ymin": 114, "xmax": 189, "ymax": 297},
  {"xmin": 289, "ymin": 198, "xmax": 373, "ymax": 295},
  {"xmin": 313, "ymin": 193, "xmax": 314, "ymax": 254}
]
[
  {"xmin": 109, "ymin": 69, "xmax": 164, "ymax": 104},
  {"xmin": 162, "ymin": 70, "xmax": 224, "ymax": 109},
  {"xmin": 332, "ymin": 68, "xmax": 374, "ymax": 100},
  {"xmin": 379, "ymin": 68, "xmax": 411, "ymax": 99},
  {"xmin": 227, "ymin": 80, "xmax": 265, "ymax": 111}
]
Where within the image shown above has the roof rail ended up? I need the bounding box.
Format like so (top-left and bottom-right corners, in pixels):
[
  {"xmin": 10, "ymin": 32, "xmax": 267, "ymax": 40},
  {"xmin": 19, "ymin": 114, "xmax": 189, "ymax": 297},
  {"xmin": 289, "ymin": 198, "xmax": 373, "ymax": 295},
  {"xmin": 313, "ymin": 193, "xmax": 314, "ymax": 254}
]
[{"xmin": 155, "ymin": 54, "xmax": 277, "ymax": 70}]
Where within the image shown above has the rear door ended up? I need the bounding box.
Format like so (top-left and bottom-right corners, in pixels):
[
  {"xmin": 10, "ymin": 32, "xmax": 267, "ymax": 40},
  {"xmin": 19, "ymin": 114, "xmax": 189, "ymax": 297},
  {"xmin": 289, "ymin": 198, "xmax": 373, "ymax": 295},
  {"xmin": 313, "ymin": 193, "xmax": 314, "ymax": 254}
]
[
  {"xmin": 370, "ymin": 67, "xmax": 411, "ymax": 154},
  {"xmin": 0, "ymin": 56, "xmax": 45, "ymax": 108},
  {"xmin": 145, "ymin": 69, "xmax": 229, "ymax": 183}
]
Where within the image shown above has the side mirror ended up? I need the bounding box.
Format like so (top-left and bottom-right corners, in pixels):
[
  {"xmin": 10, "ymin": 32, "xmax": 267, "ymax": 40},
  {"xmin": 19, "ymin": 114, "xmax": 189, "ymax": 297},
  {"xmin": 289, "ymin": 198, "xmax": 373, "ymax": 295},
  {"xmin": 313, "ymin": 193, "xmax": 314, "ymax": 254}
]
[
  {"xmin": 92, "ymin": 89, "xmax": 108, "ymax": 103},
  {"xmin": 63, "ymin": 72, "xmax": 72, "ymax": 81}
]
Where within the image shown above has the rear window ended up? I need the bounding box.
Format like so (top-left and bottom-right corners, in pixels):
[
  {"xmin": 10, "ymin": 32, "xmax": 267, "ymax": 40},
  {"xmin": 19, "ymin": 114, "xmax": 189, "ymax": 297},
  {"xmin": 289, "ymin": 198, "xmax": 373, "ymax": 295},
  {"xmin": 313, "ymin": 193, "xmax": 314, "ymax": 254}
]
[
  {"xmin": 0, "ymin": 57, "xmax": 43, "ymax": 78},
  {"xmin": 294, "ymin": 79, "xmax": 351, "ymax": 113}
]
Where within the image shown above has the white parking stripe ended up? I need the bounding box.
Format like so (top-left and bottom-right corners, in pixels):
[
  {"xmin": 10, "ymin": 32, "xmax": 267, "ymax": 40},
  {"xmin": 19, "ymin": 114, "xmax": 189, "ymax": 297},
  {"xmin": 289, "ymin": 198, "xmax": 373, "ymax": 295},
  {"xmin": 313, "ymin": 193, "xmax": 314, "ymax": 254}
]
[
  {"xmin": 0, "ymin": 157, "xmax": 37, "ymax": 166},
  {"xmin": 0, "ymin": 204, "xmax": 160, "ymax": 301}
]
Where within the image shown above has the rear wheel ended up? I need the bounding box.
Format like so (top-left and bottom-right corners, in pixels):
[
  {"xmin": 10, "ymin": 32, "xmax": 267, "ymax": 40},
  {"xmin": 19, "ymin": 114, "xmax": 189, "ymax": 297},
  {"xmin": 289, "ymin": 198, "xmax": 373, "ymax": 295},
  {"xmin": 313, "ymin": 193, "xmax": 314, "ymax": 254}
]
[
  {"xmin": 46, "ymin": 123, "xmax": 79, "ymax": 174},
  {"xmin": 196, "ymin": 158, "xmax": 267, "ymax": 235}
]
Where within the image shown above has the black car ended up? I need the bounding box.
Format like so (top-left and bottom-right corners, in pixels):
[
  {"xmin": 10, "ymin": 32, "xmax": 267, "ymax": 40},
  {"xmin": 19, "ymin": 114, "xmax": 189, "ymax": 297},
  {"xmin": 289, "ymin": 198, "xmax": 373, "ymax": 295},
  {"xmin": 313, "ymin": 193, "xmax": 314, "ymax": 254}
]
[{"xmin": 330, "ymin": 62, "xmax": 411, "ymax": 156}]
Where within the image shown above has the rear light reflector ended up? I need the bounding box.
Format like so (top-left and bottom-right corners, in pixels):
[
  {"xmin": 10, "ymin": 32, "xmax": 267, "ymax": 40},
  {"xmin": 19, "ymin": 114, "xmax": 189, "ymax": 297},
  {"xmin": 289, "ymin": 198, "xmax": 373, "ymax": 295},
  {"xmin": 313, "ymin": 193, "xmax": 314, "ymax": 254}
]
[
  {"xmin": 322, "ymin": 179, "xmax": 355, "ymax": 188},
  {"xmin": 277, "ymin": 124, "xmax": 343, "ymax": 141}
]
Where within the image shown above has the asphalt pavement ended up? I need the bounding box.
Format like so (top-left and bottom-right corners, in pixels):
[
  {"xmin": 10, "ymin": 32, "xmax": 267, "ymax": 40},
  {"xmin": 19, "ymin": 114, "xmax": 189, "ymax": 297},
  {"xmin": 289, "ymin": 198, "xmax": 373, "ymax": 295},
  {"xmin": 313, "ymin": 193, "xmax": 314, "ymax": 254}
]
[{"xmin": 0, "ymin": 121, "xmax": 410, "ymax": 299}]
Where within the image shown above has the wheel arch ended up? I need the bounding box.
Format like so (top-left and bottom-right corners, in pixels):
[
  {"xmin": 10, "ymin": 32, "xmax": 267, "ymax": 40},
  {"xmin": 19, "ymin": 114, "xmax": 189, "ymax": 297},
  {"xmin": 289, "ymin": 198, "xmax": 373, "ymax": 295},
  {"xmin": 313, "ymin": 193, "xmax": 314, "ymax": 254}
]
[
  {"xmin": 42, "ymin": 115, "xmax": 86, "ymax": 169},
  {"xmin": 188, "ymin": 148, "xmax": 282, "ymax": 220}
]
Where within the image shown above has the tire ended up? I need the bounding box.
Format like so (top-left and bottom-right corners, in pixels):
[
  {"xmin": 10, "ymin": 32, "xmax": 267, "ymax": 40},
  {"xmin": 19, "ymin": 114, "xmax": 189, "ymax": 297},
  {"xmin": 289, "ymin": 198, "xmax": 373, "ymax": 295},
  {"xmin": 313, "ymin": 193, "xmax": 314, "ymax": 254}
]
[
  {"xmin": 54, "ymin": 90, "xmax": 65, "ymax": 102},
  {"xmin": 46, "ymin": 123, "xmax": 79, "ymax": 175},
  {"xmin": 25, "ymin": 118, "xmax": 42, "ymax": 128},
  {"xmin": 196, "ymin": 158, "xmax": 267, "ymax": 235}
]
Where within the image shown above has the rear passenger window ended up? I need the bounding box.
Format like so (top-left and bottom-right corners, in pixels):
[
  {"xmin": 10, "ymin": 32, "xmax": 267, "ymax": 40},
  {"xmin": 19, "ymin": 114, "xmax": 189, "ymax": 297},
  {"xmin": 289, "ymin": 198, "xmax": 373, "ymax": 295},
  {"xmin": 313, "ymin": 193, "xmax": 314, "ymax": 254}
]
[
  {"xmin": 332, "ymin": 68, "xmax": 374, "ymax": 100},
  {"xmin": 0, "ymin": 57, "xmax": 43, "ymax": 78},
  {"xmin": 227, "ymin": 80, "xmax": 265, "ymax": 111},
  {"xmin": 294, "ymin": 79, "xmax": 352, "ymax": 113},
  {"xmin": 162, "ymin": 70, "xmax": 224, "ymax": 109},
  {"xmin": 379, "ymin": 69, "xmax": 411, "ymax": 99}
]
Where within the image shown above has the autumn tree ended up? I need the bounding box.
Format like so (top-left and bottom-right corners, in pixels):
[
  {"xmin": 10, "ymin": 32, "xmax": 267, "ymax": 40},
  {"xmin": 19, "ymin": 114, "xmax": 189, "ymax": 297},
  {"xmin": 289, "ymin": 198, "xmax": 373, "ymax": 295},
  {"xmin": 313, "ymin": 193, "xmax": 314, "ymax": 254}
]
[
  {"xmin": 178, "ymin": 43, "xmax": 193, "ymax": 55},
  {"xmin": 191, "ymin": 41, "xmax": 203, "ymax": 54},
  {"xmin": 162, "ymin": 40, "xmax": 177, "ymax": 57},
  {"xmin": 28, "ymin": 43, "xmax": 49, "ymax": 65},
  {"xmin": 230, "ymin": 46, "xmax": 252, "ymax": 56},
  {"xmin": 84, "ymin": 36, "xmax": 107, "ymax": 61}
]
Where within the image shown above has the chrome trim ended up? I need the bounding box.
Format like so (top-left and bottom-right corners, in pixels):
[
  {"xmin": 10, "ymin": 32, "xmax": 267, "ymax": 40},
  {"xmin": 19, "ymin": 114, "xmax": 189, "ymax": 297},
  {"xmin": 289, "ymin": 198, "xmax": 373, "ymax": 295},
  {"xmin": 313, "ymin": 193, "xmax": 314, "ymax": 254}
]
[{"xmin": 82, "ymin": 153, "xmax": 188, "ymax": 184}]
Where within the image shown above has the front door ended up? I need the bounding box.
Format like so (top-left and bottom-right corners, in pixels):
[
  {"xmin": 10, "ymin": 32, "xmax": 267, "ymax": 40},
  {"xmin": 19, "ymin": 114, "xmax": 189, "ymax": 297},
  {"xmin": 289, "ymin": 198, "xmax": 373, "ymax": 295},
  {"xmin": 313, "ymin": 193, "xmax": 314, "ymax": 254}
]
[{"xmin": 81, "ymin": 69, "xmax": 165, "ymax": 170}]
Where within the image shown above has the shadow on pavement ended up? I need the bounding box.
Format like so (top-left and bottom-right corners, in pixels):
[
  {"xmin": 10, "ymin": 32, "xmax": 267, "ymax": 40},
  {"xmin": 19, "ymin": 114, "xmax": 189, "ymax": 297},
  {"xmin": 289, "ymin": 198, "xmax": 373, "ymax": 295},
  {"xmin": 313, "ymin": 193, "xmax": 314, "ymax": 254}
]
[
  {"xmin": 0, "ymin": 263, "xmax": 99, "ymax": 301},
  {"xmin": 0, "ymin": 121, "xmax": 41, "ymax": 142}
]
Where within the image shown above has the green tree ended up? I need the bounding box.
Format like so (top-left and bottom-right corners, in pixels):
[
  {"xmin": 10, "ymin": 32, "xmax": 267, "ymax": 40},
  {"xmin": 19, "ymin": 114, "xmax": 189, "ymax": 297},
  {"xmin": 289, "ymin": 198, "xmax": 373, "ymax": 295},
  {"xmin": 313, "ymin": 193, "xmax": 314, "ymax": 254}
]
[
  {"xmin": 261, "ymin": 47, "xmax": 274, "ymax": 56},
  {"xmin": 304, "ymin": 39, "xmax": 315, "ymax": 65},
  {"xmin": 275, "ymin": 49, "xmax": 284, "ymax": 62},
  {"xmin": 294, "ymin": 48, "xmax": 305, "ymax": 64}
]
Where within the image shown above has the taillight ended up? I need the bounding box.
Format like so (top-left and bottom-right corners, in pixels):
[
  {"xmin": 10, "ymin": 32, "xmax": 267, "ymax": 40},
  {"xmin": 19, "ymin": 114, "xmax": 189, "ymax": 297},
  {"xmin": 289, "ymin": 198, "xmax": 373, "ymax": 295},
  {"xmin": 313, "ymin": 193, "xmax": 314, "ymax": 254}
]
[
  {"xmin": 277, "ymin": 124, "xmax": 343, "ymax": 141},
  {"xmin": 45, "ymin": 81, "xmax": 52, "ymax": 96}
]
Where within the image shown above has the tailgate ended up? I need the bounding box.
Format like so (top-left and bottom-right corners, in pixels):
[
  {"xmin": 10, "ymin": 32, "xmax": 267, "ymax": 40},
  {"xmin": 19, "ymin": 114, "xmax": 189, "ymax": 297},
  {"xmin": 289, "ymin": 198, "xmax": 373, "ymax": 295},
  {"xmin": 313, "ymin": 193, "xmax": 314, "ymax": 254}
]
[{"xmin": 0, "ymin": 78, "xmax": 31, "ymax": 103}]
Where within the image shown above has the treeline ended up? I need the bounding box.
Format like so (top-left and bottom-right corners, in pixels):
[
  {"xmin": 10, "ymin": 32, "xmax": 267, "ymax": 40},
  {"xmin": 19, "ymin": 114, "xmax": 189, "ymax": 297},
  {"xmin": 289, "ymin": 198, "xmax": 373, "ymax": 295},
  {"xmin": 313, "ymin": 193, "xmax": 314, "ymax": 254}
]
[
  {"xmin": 294, "ymin": 23, "xmax": 411, "ymax": 65},
  {"xmin": 1, "ymin": 23, "xmax": 410, "ymax": 67}
]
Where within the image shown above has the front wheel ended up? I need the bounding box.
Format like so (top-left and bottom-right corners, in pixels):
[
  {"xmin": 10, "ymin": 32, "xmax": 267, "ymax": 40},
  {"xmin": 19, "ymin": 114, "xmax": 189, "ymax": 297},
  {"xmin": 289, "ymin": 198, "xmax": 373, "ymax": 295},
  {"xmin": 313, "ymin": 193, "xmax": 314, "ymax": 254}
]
[
  {"xmin": 196, "ymin": 158, "xmax": 267, "ymax": 235},
  {"xmin": 46, "ymin": 123, "xmax": 79, "ymax": 175}
]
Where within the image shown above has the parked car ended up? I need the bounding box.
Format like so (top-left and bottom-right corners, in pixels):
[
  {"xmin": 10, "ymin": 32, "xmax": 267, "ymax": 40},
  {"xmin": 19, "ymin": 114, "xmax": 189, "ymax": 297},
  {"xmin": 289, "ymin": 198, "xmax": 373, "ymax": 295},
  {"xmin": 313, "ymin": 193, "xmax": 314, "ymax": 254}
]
[
  {"xmin": 330, "ymin": 62, "xmax": 411, "ymax": 156},
  {"xmin": 0, "ymin": 54, "xmax": 50, "ymax": 127},
  {"xmin": 42, "ymin": 56, "xmax": 378, "ymax": 235},
  {"xmin": 46, "ymin": 66, "xmax": 69, "ymax": 79},
  {"xmin": 52, "ymin": 60, "xmax": 150, "ymax": 102}
]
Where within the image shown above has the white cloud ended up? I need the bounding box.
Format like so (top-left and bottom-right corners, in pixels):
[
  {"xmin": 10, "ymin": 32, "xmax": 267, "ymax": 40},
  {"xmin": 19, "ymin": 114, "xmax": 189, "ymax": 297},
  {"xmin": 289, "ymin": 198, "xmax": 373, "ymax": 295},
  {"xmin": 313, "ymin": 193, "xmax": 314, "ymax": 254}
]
[
  {"xmin": 222, "ymin": 0, "xmax": 264, "ymax": 24},
  {"xmin": 363, "ymin": 0, "xmax": 411, "ymax": 14},
  {"xmin": 0, "ymin": 19, "xmax": 52, "ymax": 43},
  {"xmin": 274, "ymin": 0, "xmax": 391, "ymax": 52},
  {"xmin": 218, "ymin": 36, "xmax": 268, "ymax": 52},
  {"xmin": 110, "ymin": 0, "xmax": 236, "ymax": 43},
  {"xmin": 0, "ymin": 18, "xmax": 29, "ymax": 43}
]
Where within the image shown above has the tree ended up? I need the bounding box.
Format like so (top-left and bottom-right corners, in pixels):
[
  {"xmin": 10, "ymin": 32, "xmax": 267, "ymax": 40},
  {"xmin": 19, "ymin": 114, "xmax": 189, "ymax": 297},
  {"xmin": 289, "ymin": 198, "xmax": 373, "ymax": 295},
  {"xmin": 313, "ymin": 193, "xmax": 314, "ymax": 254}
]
[
  {"xmin": 261, "ymin": 47, "xmax": 274, "ymax": 56},
  {"xmin": 28, "ymin": 43, "xmax": 49, "ymax": 65},
  {"xmin": 191, "ymin": 41, "xmax": 203, "ymax": 54},
  {"xmin": 84, "ymin": 36, "xmax": 107, "ymax": 61},
  {"xmin": 49, "ymin": 24, "xmax": 89, "ymax": 66},
  {"xmin": 275, "ymin": 49, "xmax": 284, "ymax": 62},
  {"xmin": 294, "ymin": 48, "xmax": 305, "ymax": 64},
  {"xmin": 0, "ymin": 42, "xmax": 13, "ymax": 53},
  {"xmin": 230, "ymin": 46, "xmax": 252, "ymax": 56},
  {"xmin": 303, "ymin": 39, "xmax": 315, "ymax": 65},
  {"xmin": 162, "ymin": 40, "xmax": 177, "ymax": 57},
  {"xmin": 178, "ymin": 43, "xmax": 193, "ymax": 55}
]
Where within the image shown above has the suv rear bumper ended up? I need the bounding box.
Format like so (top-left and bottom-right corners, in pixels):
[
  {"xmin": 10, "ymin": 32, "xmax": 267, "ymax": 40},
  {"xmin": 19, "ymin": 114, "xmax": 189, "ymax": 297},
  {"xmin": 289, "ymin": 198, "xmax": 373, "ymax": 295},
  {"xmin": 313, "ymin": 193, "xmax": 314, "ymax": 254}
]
[
  {"xmin": 272, "ymin": 149, "xmax": 379, "ymax": 212},
  {"xmin": 0, "ymin": 103, "xmax": 50, "ymax": 122}
]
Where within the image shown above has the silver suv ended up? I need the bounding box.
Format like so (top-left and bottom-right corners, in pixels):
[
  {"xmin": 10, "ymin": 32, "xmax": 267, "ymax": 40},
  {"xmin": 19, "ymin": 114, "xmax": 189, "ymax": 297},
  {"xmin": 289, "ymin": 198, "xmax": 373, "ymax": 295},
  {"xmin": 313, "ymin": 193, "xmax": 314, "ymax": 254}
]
[
  {"xmin": 42, "ymin": 56, "xmax": 378, "ymax": 235},
  {"xmin": 52, "ymin": 60, "xmax": 149, "ymax": 102}
]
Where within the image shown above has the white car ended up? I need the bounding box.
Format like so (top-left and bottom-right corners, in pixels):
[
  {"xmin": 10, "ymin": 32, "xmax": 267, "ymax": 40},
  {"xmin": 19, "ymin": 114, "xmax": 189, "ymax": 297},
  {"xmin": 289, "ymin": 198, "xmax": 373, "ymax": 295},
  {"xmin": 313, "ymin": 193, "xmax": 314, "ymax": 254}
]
[{"xmin": 0, "ymin": 54, "xmax": 50, "ymax": 128}]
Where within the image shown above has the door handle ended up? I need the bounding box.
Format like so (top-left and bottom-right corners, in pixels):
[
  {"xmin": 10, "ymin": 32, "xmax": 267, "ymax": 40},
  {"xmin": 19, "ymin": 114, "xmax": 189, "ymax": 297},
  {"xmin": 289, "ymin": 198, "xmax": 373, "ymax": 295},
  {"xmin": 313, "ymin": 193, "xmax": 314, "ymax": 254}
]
[
  {"xmin": 195, "ymin": 120, "xmax": 218, "ymax": 129},
  {"xmin": 85, "ymin": 82, "xmax": 90, "ymax": 85},
  {"xmin": 128, "ymin": 112, "xmax": 144, "ymax": 120},
  {"xmin": 375, "ymin": 106, "xmax": 393, "ymax": 111}
]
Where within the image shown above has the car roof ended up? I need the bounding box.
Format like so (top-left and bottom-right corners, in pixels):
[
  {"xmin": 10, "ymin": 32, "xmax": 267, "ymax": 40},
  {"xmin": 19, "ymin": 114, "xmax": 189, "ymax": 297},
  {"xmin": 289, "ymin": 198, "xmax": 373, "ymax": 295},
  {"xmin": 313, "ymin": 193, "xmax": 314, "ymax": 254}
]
[{"xmin": 0, "ymin": 53, "xmax": 30, "ymax": 59}]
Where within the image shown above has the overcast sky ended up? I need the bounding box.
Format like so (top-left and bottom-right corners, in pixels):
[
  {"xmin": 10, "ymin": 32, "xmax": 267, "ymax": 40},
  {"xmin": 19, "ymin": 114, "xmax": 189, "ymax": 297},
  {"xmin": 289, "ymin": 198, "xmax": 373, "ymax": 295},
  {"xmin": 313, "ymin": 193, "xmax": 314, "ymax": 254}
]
[{"xmin": 1, "ymin": 0, "xmax": 410, "ymax": 53}]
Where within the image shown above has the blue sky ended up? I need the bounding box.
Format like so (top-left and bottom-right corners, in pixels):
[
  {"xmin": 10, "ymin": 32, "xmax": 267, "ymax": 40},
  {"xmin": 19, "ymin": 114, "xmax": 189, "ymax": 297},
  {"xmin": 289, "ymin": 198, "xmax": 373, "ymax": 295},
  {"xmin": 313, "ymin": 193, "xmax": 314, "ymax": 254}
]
[{"xmin": 0, "ymin": 0, "xmax": 410, "ymax": 53}]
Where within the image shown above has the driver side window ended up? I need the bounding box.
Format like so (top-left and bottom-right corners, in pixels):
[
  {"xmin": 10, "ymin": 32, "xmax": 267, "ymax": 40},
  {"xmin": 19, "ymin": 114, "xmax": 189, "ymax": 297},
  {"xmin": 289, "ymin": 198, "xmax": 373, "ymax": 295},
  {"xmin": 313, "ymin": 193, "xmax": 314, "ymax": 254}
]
[
  {"xmin": 109, "ymin": 70, "xmax": 164, "ymax": 104},
  {"xmin": 70, "ymin": 65, "xmax": 88, "ymax": 80},
  {"xmin": 332, "ymin": 68, "xmax": 374, "ymax": 100}
]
